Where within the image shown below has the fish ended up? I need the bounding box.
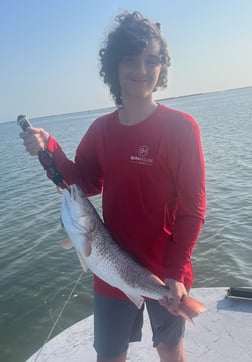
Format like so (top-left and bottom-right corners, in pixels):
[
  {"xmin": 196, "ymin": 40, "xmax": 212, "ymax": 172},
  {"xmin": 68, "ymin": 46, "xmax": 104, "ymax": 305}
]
[{"xmin": 60, "ymin": 184, "xmax": 206, "ymax": 322}]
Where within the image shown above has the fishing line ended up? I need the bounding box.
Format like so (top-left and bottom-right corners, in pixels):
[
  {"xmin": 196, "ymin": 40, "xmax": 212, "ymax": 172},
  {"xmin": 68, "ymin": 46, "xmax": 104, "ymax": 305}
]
[
  {"xmin": 34, "ymin": 271, "xmax": 84, "ymax": 361},
  {"xmin": 49, "ymin": 271, "xmax": 84, "ymax": 328}
]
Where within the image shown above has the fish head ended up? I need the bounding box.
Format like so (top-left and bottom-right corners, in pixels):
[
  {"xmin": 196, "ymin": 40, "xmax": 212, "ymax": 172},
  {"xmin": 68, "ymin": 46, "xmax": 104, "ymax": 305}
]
[{"xmin": 60, "ymin": 184, "xmax": 95, "ymax": 249}]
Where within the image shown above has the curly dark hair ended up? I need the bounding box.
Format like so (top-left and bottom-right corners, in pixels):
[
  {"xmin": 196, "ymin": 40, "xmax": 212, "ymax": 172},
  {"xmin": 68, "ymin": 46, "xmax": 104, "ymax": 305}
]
[{"xmin": 99, "ymin": 11, "xmax": 171, "ymax": 106}]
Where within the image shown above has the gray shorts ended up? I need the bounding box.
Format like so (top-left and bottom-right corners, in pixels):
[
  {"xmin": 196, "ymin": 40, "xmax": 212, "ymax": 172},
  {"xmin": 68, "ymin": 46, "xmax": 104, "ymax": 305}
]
[{"xmin": 93, "ymin": 292, "xmax": 185, "ymax": 359}]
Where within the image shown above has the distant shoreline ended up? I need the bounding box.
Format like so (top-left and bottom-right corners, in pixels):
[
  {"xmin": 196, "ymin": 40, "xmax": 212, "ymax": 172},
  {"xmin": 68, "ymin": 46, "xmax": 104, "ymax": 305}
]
[
  {"xmin": 158, "ymin": 85, "xmax": 252, "ymax": 102},
  {"xmin": 2, "ymin": 85, "xmax": 251, "ymax": 125},
  {"xmin": 34, "ymin": 85, "xmax": 252, "ymax": 121},
  {"xmin": 32, "ymin": 85, "xmax": 252, "ymax": 122}
]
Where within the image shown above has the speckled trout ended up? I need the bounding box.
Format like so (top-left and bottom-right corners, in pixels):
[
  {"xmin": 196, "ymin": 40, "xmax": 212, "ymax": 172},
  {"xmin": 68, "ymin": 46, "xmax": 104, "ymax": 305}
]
[{"xmin": 61, "ymin": 184, "xmax": 206, "ymax": 321}]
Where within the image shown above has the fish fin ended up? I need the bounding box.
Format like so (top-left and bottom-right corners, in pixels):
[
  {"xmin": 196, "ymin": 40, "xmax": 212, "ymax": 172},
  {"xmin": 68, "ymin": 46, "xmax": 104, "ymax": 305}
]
[
  {"xmin": 149, "ymin": 273, "xmax": 166, "ymax": 286},
  {"xmin": 126, "ymin": 294, "xmax": 145, "ymax": 309},
  {"xmin": 82, "ymin": 238, "xmax": 92, "ymax": 257},
  {"xmin": 61, "ymin": 239, "xmax": 73, "ymax": 250},
  {"xmin": 76, "ymin": 249, "xmax": 88, "ymax": 272},
  {"xmin": 177, "ymin": 295, "xmax": 207, "ymax": 323}
]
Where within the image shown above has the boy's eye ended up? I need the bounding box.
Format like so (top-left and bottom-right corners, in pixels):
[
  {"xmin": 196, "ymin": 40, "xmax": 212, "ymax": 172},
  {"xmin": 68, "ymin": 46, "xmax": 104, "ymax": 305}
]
[
  {"xmin": 146, "ymin": 56, "xmax": 162, "ymax": 65},
  {"xmin": 121, "ymin": 55, "xmax": 162, "ymax": 67}
]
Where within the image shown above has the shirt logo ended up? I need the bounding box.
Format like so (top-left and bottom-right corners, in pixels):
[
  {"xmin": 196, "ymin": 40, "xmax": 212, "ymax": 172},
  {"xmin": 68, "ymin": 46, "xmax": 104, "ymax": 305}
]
[
  {"xmin": 138, "ymin": 145, "xmax": 149, "ymax": 157},
  {"xmin": 130, "ymin": 145, "xmax": 153, "ymax": 166}
]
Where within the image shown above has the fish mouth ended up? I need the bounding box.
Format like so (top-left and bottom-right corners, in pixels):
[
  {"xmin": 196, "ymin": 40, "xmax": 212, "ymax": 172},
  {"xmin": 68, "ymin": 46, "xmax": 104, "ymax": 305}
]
[{"xmin": 60, "ymin": 215, "xmax": 64, "ymax": 228}]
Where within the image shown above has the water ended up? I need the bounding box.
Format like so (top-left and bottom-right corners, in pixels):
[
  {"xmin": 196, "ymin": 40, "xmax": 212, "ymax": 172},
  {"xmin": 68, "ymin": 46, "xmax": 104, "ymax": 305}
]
[{"xmin": 0, "ymin": 87, "xmax": 251, "ymax": 362}]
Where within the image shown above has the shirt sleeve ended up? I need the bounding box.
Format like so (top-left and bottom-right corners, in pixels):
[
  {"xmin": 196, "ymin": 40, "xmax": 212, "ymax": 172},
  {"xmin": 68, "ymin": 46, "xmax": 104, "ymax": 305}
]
[
  {"xmin": 47, "ymin": 122, "xmax": 103, "ymax": 196},
  {"xmin": 163, "ymin": 115, "xmax": 206, "ymax": 286}
]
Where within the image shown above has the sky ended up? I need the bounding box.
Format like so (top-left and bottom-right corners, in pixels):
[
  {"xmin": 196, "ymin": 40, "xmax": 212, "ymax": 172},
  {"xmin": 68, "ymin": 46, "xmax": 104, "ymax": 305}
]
[{"xmin": 1, "ymin": 0, "xmax": 252, "ymax": 123}]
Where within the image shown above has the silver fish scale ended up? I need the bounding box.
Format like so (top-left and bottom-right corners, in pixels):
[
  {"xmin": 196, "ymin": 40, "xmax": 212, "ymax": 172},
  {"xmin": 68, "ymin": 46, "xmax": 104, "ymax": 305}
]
[
  {"xmin": 63, "ymin": 185, "xmax": 172, "ymax": 302},
  {"xmin": 86, "ymin": 213, "xmax": 170, "ymax": 300}
]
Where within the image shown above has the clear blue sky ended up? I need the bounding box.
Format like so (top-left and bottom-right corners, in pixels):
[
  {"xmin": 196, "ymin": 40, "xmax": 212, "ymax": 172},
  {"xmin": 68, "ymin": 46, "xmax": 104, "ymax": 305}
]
[{"xmin": 1, "ymin": 0, "xmax": 252, "ymax": 123}]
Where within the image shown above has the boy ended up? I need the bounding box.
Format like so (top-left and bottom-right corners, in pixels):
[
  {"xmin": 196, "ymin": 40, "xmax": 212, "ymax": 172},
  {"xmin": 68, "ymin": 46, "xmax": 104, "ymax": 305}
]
[{"xmin": 21, "ymin": 11, "xmax": 206, "ymax": 362}]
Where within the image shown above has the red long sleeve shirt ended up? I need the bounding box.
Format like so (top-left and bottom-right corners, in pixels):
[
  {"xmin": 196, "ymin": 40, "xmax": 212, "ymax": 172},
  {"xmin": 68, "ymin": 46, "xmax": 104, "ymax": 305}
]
[{"xmin": 48, "ymin": 103, "xmax": 206, "ymax": 299}]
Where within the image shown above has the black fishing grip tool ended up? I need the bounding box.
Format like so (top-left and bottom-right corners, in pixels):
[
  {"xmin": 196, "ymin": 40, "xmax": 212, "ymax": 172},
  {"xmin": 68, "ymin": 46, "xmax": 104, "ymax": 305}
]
[
  {"xmin": 17, "ymin": 114, "xmax": 67, "ymax": 188},
  {"xmin": 17, "ymin": 114, "xmax": 32, "ymax": 131}
]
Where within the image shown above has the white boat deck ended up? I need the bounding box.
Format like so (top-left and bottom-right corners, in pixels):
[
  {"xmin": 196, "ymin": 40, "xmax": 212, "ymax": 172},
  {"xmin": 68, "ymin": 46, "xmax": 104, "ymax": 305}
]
[{"xmin": 27, "ymin": 287, "xmax": 252, "ymax": 361}]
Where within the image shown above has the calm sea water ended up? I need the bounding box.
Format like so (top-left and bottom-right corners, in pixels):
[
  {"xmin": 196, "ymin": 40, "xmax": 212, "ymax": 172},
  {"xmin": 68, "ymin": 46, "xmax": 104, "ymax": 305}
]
[{"xmin": 0, "ymin": 87, "xmax": 251, "ymax": 362}]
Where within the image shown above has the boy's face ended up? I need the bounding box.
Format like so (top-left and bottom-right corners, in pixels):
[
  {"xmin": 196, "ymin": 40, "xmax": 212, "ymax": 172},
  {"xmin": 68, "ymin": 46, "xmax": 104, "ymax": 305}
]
[{"xmin": 118, "ymin": 40, "xmax": 162, "ymax": 101}]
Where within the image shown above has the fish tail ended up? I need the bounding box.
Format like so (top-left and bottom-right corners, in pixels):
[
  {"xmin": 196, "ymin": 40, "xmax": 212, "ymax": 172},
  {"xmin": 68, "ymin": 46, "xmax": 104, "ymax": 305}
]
[{"xmin": 177, "ymin": 295, "xmax": 206, "ymax": 323}]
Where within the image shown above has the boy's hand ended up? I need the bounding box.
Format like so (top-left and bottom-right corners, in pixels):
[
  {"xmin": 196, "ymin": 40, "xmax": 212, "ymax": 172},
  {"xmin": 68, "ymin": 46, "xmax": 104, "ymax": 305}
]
[
  {"xmin": 20, "ymin": 127, "xmax": 49, "ymax": 156},
  {"xmin": 159, "ymin": 278, "xmax": 187, "ymax": 316}
]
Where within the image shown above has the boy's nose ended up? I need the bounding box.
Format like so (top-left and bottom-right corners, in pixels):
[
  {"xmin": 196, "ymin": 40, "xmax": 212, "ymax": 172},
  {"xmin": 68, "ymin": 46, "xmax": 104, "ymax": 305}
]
[{"xmin": 135, "ymin": 59, "xmax": 147, "ymax": 74}]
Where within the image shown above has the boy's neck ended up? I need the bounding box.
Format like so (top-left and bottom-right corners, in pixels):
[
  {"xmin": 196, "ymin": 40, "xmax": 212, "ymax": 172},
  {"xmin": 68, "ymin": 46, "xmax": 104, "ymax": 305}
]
[{"xmin": 119, "ymin": 97, "xmax": 158, "ymax": 125}]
